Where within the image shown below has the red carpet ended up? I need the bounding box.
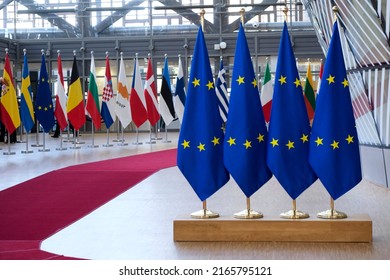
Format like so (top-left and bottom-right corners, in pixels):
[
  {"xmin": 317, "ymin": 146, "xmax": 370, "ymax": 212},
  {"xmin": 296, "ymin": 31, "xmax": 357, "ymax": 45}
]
[{"xmin": 0, "ymin": 149, "xmax": 177, "ymax": 260}]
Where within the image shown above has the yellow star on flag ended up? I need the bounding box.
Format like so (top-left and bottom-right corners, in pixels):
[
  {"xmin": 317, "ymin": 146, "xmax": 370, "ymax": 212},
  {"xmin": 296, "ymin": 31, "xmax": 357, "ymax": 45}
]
[
  {"xmin": 330, "ymin": 140, "xmax": 339, "ymax": 150},
  {"xmin": 345, "ymin": 135, "xmax": 354, "ymax": 144},
  {"xmin": 300, "ymin": 134, "xmax": 309, "ymax": 143},
  {"xmin": 257, "ymin": 133, "xmax": 265, "ymax": 142},
  {"xmin": 278, "ymin": 75, "xmax": 287, "ymax": 85},
  {"xmin": 197, "ymin": 143, "xmax": 205, "ymax": 152},
  {"xmin": 270, "ymin": 138, "xmax": 279, "ymax": 147},
  {"xmin": 251, "ymin": 78, "xmax": 257, "ymax": 88},
  {"xmin": 44, "ymin": 107, "xmax": 48, "ymax": 111},
  {"xmin": 243, "ymin": 140, "xmax": 252, "ymax": 149},
  {"xmin": 211, "ymin": 137, "xmax": 220, "ymax": 146},
  {"xmin": 342, "ymin": 78, "xmax": 349, "ymax": 88},
  {"xmin": 227, "ymin": 137, "xmax": 236, "ymax": 146},
  {"xmin": 192, "ymin": 77, "xmax": 200, "ymax": 87},
  {"xmin": 181, "ymin": 139, "xmax": 190, "ymax": 149},
  {"xmin": 236, "ymin": 75, "xmax": 245, "ymax": 85},
  {"xmin": 294, "ymin": 78, "xmax": 301, "ymax": 88},
  {"xmin": 315, "ymin": 137, "xmax": 323, "ymax": 146},
  {"xmin": 286, "ymin": 140, "xmax": 295, "ymax": 150},
  {"xmin": 38, "ymin": 106, "xmax": 42, "ymax": 110},
  {"xmin": 327, "ymin": 74, "xmax": 335, "ymax": 84},
  {"xmin": 206, "ymin": 80, "xmax": 214, "ymax": 90}
]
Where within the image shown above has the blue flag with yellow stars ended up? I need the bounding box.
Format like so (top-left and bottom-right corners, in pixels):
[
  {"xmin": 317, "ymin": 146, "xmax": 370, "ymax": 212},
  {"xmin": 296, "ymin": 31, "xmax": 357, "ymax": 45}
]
[
  {"xmin": 35, "ymin": 53, "xmax": 55, "ymax": 132},
  {"xmin": 177, "ymin": 26, "xmax": 229, "ymax": 202},
  {"xmin": 309, "ymin": 21, "xmax": 362, "ymax": 200},
  {"xmin": 223, "ymin": 24, "xmax": 272, "ymax": 198},
  {"xmin": 266, "ymin": 22, "xmax": 317, "ymax": 200}
]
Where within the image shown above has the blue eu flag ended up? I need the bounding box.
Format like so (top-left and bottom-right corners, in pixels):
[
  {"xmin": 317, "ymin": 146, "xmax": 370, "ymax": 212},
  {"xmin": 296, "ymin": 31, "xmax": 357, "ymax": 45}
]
[
  {"xmin": 266, "ymin": 22, "xmax": 317, "ymax": 200},
  {"xmin": 309, "ymin": 21, "xmax": 362, "ymax": 200},
  {"xmin": 177, "ymin": 27, "xmax": 229, "ymax": 201},
  {"xmin": 35, "ymin": 53, "xmax": 55, "ymax": 132},
  {"xmin": 223, "ymin": 24, "xmax": 272, "ymax": 198}
]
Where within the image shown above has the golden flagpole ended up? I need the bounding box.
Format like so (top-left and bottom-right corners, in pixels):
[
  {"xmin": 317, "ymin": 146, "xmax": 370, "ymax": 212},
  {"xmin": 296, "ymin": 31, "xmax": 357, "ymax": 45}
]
[
  {"xmin": 233, "ymin": 8, "xmax": 262, "ymax": 219},
  {"xmin": 190, "ymin": 9, "xmax": 219, "ymax": 219}
]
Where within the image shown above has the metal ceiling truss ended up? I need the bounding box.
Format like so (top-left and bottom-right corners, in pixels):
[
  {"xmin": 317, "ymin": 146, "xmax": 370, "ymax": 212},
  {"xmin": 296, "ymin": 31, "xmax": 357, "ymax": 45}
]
[{"xmin": 9, "ymin": 0, "xmax": 290, "ymax": 38}]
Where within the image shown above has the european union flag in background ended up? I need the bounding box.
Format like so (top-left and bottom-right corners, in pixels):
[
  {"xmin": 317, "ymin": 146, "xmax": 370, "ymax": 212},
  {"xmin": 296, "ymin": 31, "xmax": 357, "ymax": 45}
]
[
  {"xmin": 223, "ymin": 24, "xmax": 271, "ymax": 198},
  {"xmin": 266, "ymin": 22, "xmax": 317, "ymax": 200},
  {"xmin": 35, "ymin": 53, "xmax": 55, "ymax": 132},
  {"xmin": 177, "ymin": 27, "xmax": 229, "ymax": 201},
  {"xmin": 309, "ymin": 21, "xmax": 362, "ymax": 200}
]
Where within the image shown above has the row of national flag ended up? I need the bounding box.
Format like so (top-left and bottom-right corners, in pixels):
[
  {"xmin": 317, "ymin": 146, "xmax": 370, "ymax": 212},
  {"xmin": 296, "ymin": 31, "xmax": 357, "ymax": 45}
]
[
  {"xmin": 0, "ymin": 51, "xmax": 190, "ymax": 137},
  {"xmin": 178, "ymin": 20, "xmax": 361, "ymax": 206}
]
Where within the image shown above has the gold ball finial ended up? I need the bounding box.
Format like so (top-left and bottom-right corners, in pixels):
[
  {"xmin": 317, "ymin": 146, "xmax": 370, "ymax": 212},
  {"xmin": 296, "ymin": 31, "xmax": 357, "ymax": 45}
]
[
  {"xmin": 283, "ymin": 6, "xmax": 288, "ymax": 16},
  {"xmin": 240, "ymin": 8, "xmax": 245, "ymax": 24},
  {"xmin": 332, "ymin": 6, "xmax": 339, "ymax": 13},
  {"xmin": 200, "ymin": 9, "xmax": 205, "ymax": 17}
]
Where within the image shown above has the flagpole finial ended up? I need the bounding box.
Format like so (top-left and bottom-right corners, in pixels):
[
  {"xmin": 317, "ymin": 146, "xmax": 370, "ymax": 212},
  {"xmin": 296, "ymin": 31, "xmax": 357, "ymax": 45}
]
[
  {"xmin": 120, "ymin": 51, "xmax": 123, "ymax": 56},
  {"xmin": 148, "ymin": 53, "xmax": 151, "ymax": 58},
  {"xmin": 283, "ymin": 6, "xmax": 288, "ymax": 21},
  {"xmin": 41, "ymin": 49, "xmax": 45, "ymax": 55},
  {"xmin": 164, "ymin": 53, "xmax": 167, "ymax": 59},
  {"xmin": 332, "ymin": 5, "xmax": 339, "ymax": 22},
  {"xmin": 200, "ymin": 9, "xmax": 205, "ymax": 31},
  {"xmin": 105, "ymin": 51, "xmax": 109, "ymax": 57},
  {"xmin": 73, "ymin": 50, "xmax": 76, "ymax": 56},
  {"xmin": 220, "ymin": 55, "xmax": 223, "ymax": 61},
  {"xmin": 240, "ymin": 8, "xmax": 245, "ymax": 25},
  {"xmin": 307, "ymin": 58, "xmax": 310, "ymax": 63},
  {"xmin": 57, "ymin": 50, "xmax": 60, "ymax": 55},
  {"xmin": 5, "ymin": 48, "xmax": 8, "ymax": 54},
  {"xmin": 266, "ymin": 56, "xmax": 269, "ymax": 62},
  {"xmin": 90, "ymin": 50, "xmax": 94, "ymax": 55},
  {"xmin": 23, "ymin": 49, "xmax": 27, "ymax": 55},
  {"xmin": 178, "ymin": 54, "xmax": 181, "ymax": 58}
]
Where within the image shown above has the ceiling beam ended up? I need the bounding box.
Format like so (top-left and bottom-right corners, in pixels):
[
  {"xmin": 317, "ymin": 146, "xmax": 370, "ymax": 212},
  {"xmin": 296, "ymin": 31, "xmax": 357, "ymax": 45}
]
[
  {"xmin": 16, "ymin": 0, "xmax": 81, "ymax": 38},
  {"xmin": 94, "ymin": 0, "xmax": 145, "ymax": 34}
]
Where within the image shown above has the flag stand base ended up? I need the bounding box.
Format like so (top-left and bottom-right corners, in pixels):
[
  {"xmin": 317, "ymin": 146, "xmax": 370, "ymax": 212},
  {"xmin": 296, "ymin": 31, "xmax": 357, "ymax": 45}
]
[
  {"xmin": 174, "ymin": 214, "xmax": 372, "ymax": 242},
  {"xmin": 190, "ymin": 209, "xmax": 219, "ymax": 219},
  {"xmin": 118, "ymin": 142, "xmax": 128, "ymax": 146},
  {"xmin": 280, "ymin": 209, "xmax": 309, "ymax": 219},
  {"xmin": 317, "ymin": 209, "xmax": 347, "ymax": 219},
  {"xmin": 234, "ymin": 209, "xmax": 263, "ymax": 219},
  {"xmin": 88, "ymin": 145, "xmax": 99, "ymax": 148}
]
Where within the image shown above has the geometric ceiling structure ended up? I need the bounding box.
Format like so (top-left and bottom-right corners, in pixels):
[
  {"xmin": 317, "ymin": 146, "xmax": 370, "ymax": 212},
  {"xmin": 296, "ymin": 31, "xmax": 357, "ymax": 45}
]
[{"xmin": 303, "ymin": 0, "xmax": 390, "ymax": 147}]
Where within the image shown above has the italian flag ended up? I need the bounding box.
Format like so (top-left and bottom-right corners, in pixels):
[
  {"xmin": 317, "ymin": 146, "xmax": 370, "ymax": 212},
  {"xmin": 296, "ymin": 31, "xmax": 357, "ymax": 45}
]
[{"xmin": 260, "ymin": 62, "xmax": 273, "ymax": 123}]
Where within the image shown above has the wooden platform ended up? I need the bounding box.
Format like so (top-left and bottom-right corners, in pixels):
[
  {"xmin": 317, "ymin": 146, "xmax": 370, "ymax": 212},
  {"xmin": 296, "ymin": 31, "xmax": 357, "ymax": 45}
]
[{"xmin": 174, "ymin": 214, "xmax": 372, "ymax": 243}]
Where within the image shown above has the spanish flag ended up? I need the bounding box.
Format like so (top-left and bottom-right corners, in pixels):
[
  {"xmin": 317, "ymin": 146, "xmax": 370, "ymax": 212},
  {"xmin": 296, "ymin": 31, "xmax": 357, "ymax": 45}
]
[
  {"xmin": 66, "ymin": 55, "xmax": 86, "ymax": 131},
  {"xmin": 0, "ymin": 52, "xmax": 20, "ymax": 135}
]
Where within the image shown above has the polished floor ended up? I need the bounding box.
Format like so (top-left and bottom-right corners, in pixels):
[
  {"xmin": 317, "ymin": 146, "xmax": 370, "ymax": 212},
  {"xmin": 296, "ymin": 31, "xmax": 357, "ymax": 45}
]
[{"xmin": 1, "ymin": 129, "xmax": 390, "ymax": 260}]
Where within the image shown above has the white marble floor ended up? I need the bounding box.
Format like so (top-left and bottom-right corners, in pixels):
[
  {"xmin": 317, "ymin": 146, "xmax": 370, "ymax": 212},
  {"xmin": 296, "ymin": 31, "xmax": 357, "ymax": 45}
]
[{"xmin": 2, "ymin": 130, "xmax": 390, "ymax": 260}]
